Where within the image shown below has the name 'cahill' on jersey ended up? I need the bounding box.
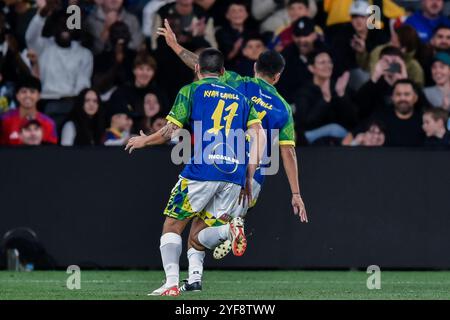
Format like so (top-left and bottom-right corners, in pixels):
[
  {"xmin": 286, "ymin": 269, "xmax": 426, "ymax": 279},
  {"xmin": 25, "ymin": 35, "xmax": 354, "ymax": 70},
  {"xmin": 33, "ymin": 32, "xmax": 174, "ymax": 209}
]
[
  {"xmin": 220, "ymin": 71, "xmax": 296, "ymax": 185},
  {"xmin": 166, "ymin": 77, "xmax": 261, "ymax": 187}
]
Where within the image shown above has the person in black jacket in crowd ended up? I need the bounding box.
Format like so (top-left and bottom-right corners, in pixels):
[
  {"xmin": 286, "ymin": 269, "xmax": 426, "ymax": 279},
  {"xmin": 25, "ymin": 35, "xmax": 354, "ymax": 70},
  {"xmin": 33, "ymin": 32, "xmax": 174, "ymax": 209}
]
[
  {"xmin": 92, "ymin": 21, "xmax": 136, "ymax": 96},
  {"xmin": 215, "ymin": 0, "xmax": 257, "ymax": 68},
  {"xmin": 278, "ymin": 16, "xmax": 325, "ymax": 103},
  {"xmin": 329, "ymin": 0, "xmax": 388, "ymax": 75},
  {"xmin": 350, "ymin": 79, "xmax": 425, "ymax": 147},
  {"xmin": 422, "ymin": 107, "xmax": 450, "ymax": 146},
  {"xmin": 109, "ymin": 53, "xmax": 169, "ymax": 134},
  {"xmin": 294, "ymin": 49, "xmax": 358, "ymax": 145},
  {"xmin": 355, "ymin": 46, "xmax": 431, "ymax": 123}
]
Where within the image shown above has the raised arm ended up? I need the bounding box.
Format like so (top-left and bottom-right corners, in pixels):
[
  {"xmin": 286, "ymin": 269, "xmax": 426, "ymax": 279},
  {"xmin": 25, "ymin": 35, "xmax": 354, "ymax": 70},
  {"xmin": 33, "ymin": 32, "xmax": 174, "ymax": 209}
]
[
  {"xmin": 157, "ymin": 19, "xmax": 199, "ymax": 70},
  {"xmin": 125, "ymin": 122, "xmax": 179, "ymax": 154}
]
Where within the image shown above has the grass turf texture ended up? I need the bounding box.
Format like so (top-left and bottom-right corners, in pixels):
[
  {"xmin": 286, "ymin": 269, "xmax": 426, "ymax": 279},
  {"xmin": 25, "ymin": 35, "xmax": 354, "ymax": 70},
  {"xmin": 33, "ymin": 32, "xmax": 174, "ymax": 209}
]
[{"xmin": 1, "ymin": 270, "xmax": 450, "ymax": 300}]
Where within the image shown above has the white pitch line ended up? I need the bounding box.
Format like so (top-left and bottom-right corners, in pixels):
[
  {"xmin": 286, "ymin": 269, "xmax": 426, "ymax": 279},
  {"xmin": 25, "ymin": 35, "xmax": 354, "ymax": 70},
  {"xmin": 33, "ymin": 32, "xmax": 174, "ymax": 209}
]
[{"xmin": 1, "ymin": 279, "xmax": 450, "ymax": 285}]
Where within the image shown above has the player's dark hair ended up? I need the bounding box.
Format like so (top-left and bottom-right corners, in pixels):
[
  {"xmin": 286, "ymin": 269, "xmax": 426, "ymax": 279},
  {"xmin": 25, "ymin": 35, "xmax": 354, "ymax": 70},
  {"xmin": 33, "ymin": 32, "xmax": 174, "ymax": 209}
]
[
  {"xmin": 198, "ymin": 48, "xmax": 224, "ymax": 75},
  {"xmin": 255, "ymin": 50, "xmax": 286, "ymax": 78}
]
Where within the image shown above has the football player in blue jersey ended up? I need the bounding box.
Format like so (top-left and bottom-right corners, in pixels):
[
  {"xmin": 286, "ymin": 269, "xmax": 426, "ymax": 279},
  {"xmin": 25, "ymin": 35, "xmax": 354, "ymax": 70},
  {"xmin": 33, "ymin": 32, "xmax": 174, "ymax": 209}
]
[
  {"xmin": 157, "ymin": 20, "xmax": 308, "ymax": 293},
  {"xmin": 125, "ymin": 48, "xmax": 266, "ymax": 296}
]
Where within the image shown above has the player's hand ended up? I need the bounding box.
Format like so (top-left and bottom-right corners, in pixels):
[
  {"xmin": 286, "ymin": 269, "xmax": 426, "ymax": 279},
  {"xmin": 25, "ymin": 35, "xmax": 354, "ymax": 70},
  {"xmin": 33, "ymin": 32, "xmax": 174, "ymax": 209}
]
[
  {"xmin": 239, "ymin": 179, "xmax": 252, "ymax": 207},
  {"xmin": 157, "ymin": 19, "xmax": 178, "ymax": 48},
  {"xmin": 124, "ymin": 130, "xmax": 148, "ymax": 154},
  {"xmin": 292, "ymin": 194, "xmax": 308, "ymax": 223}
]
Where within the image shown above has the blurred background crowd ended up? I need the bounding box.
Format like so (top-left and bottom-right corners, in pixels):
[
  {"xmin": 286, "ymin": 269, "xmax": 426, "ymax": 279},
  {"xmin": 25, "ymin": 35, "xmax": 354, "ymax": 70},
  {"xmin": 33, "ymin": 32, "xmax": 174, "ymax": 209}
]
[{"xmin": 1, "ymin": 0, "xmax": 450, "ymax": 147}]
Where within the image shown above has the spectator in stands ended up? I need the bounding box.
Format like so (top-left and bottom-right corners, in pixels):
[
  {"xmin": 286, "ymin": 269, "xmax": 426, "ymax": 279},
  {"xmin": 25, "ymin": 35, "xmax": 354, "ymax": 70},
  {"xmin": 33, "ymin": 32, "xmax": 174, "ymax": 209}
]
[
  {"xmin": 0, "ymin": 12, "xmax": 32, "ymax": 113},
  {"xmin": 86, "ymin": 0, "xmax": 144, "ymax": 54},
  {"xmin": 135, "ymin": 93, "xmax": 162, "ymax": 134},
  {"xmin": 269, "ymin": 0, "xmax": 315, "ymax": 52},
  {"xmin": 260, "ymin": 0, "xmax": 313, "ymax": 35},
  {"xmin": 19, "ymin": 119, "xmax": 43, "ymax": 146},
  {"xmin": 422, "ymin": 107, "xmax": 450, "ymax": 146},
  {"xmin": 3, "ymin": 0, "xmax": 37, "ymax": 51},
  {"xmin": 194, "ymin": 0, "xmax": 233, "ymax": 29},
  {"xmin": 323, "ymin": 0, "xmax": 405, "ymax": 34},
  {"xmin": 421, "ymin": 25, "xmax": 450, "ymax": 85},
  {"xmin": 342, "ymin": 120, "xmax": 386, "ymax": 147},
  {"xmin": 294, "ymin": 49, "xmax": 358, "ymax": 145},
  {"xmin": 330, "ymin": 0, "xmax": 387, "ymax": 86},
  {"xmin": 153, "ymin": 3, "xmax": 214, "ymax": 101},
  {"xmin": 365, "ymin": 79, "xmax": 425, "ymax": 146},
  {"xmin": 234, "ymin": 36, "xmax": 267, "ymax": 76},
  {"xmin": 405, "ymin": 0, "xmax": 450, "ymax": 43},
  {"xmin": 151, "ymin": 0, "xmax": 216, "ymax": 50},
  {"xmin": 151, "ymin": 115, "xmax": 168, "ymax": 133},
  {"xmin": 60, "ymin": 89, "xmax": 105, "ymax": 146},
  {"xmin": 251, "ymin": 0, "xmax": 317, "ymax": 24},
  {"xmin": 431, "ymin": 25, "xmax": 450, "ymax": 53},
  {"xmin": 367, "ymin": 25, "xmax": 425, "ymax": 87},
  {"xmin": 0, "ymin": 12, "xmax": 31, "ymax": 84},
  {"xmin": 92, "ymin": 21, "xmax": 136, "ymax": 96},
  {"xmin": 109, "ymin": 53, "xmax": 168, "ymax": 132},
  {"xmin": 142, "ymin": 0, "xmax": 176, "ymax": 39},
  {"xmin": 215, "ymin": 0, "xmax": 256, "ymax": 67},
  {"xmin": 355, "ymin": 46, "xmax": 408, "ymax": 120},
  {"xmin": 0, "ymin": 76, "xmax": 57, "ymax": 145},
  {"xmin": 424, "ymin": 52, "xmax": 450, "ymax": 110},
  {"xmin": 103, "ymin": 100, "xmax": 133, "ymax": 146},
  {"xmin": 278, "ymin": 17, "xmax": 324, "ymax": 103},
  {"xmin": 26, "ymin": 3, "xmax": 93, "ymax": 129}
]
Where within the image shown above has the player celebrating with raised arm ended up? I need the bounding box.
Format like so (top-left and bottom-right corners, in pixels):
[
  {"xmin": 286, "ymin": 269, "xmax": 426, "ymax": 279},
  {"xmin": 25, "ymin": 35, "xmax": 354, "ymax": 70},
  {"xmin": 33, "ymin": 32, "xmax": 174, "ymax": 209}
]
[
  {"xmin": 125, "ymin": 48, "xmax": 265, "ymax": 297},
  {"xmin": 157, "ymin": 20, "xmax": 308, "ymax": 292}
]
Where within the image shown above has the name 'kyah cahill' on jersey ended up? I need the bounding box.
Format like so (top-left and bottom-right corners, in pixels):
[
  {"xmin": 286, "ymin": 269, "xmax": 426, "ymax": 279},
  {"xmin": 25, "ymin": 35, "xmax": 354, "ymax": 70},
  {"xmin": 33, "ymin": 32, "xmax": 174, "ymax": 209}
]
[
  {"xmin": 220, "ymin": 71, "xmax": 296, "ymax": 185},
  {"xmin": 166, "ymin": 77, "xmax": 261, "ymax": 187}
]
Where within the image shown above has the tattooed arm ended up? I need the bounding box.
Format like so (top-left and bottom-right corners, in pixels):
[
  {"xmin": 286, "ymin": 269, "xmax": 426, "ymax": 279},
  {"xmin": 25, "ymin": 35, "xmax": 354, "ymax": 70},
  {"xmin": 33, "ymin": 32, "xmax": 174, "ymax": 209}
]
[
  {"xmin": 157, "ymin": 19, "xmax": 199, "ymax": 70},
  {"xmin": 125, "ymin": 123, "xmax": 180, "ymax": 154}
]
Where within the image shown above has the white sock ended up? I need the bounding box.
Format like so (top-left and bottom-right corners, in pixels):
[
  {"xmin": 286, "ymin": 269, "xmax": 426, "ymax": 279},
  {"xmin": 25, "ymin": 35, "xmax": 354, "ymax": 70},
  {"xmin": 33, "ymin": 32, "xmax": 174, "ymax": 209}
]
[
  {"xmin": 160, "ymin": 232, "xmax": 182, "ymax": 288},
  {"xmin": 197, "ymin": 224, "xmax": 230, "ymax": 250},
  {"xmin": 187, "ymin": 248, "xmax": 205, "ymax": 284}
]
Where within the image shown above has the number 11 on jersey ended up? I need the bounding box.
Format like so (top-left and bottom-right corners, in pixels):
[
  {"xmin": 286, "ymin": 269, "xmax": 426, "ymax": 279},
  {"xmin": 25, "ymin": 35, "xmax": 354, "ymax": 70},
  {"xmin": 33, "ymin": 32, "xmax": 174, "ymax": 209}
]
[{"xmin": 207, "ymin": 99, "xmax": 239, "ymax": 136}]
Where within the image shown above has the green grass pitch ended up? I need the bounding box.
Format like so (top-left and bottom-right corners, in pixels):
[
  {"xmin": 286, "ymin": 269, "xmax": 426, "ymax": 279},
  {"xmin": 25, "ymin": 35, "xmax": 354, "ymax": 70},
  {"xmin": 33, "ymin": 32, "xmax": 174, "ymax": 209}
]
[{"xmin": 1, "ymin": 270, "xmax": 450, "ymax": 300}]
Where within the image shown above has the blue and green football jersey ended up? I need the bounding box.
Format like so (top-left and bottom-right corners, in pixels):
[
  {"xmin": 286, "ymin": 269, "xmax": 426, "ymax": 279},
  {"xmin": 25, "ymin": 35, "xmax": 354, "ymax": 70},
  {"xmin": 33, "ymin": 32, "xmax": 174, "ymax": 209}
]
[
  {"xmin": 166, "ymin": 77, "xmax": 261, "ymax": 187},
  {"xmin": 220, "ymin": 71, "xmax": 296, "ymax": 185}
]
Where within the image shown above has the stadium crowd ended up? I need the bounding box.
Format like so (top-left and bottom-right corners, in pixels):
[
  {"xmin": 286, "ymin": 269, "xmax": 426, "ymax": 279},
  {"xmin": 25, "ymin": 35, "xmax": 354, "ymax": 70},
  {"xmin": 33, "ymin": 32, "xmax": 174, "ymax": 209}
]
[{"xmin": 1, "ymin": 0, "xmax": 450, "ymax": 147}]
